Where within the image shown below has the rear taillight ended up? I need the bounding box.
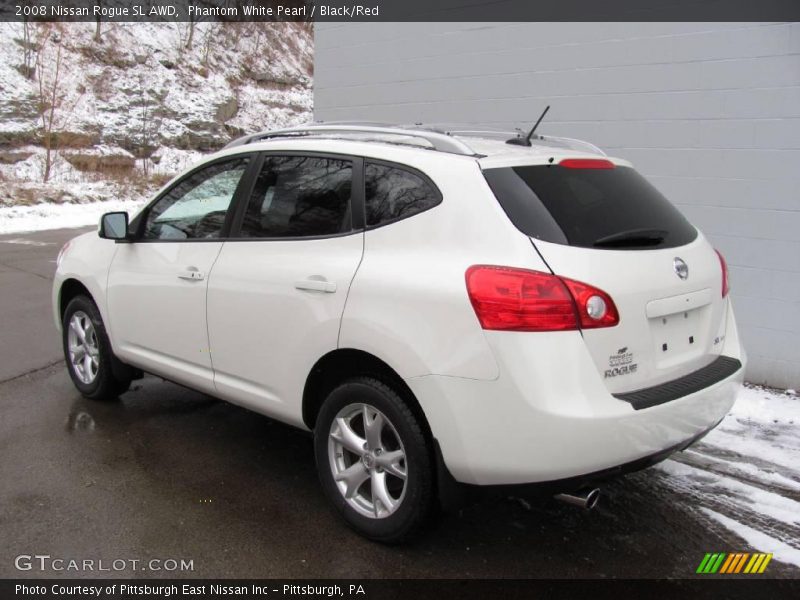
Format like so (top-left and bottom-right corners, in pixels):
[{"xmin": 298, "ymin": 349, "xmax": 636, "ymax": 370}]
[
  {"xmin": 715, "ymin": 249, "xmax": 730, "ymax": 297},
  {"xmin": 465, "ymin": 265, "xmax": 619, "ymax": 332},
  {"xmin": 558, "ymin": 158, "xmax": 615, "ymax": 169},
  {"xmin": 560, "ymin": 276, "xmax": 620, "ymax": 329}
]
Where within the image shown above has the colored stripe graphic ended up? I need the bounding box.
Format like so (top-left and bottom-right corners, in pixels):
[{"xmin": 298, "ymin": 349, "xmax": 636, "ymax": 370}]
[
  {"xmin": 719, "ymin": 553, "xmax": 738, "ymax": 573},
  {"xmin": 699, "ymin": 553, "xmax": 773, "ymax": 574},
  {"xmin": 696, "ymin": 553, "xmax": 713, "ymax": 573},
  {"xmin": 719, "ymin": 554, "xmax": 736, "ymax": 573},
  {"xmin": 733, "ymin": 553, "xmax": 749, "ymax": 573},
  {"xmin": 758, "ymin": 552, "xmax": 772, "ymax": 573},
  {"xmin": 710, "ymin": 553, "xmax": 726, "ymax": 573},
  {"xmin": 698, "ymin": 553, "xmax": 727, "ymax": 573},
  {"xmin": 744, "ymin": 554, "xmax": 760, "ymax": 573},
  {"xmin": 720, "ymin": 553, "xmax": 735, "ymax": 573}
]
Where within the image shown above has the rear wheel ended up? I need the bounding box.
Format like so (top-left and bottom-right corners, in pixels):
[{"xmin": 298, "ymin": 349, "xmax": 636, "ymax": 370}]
[
  {"xmin": 62, "ymin": 295, "xmax": 131, "ymax": 401},
  {"xmin": 314, "ymin": 377, "xmax": 434, "ymax": 543}
]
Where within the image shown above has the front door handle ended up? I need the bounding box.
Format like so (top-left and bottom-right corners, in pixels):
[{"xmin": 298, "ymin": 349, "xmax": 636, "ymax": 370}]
[
  {"xmin": 178, "ymin": 267, "xmax": 205, "ymax": 281},
  {"xmin": 294, "ymin": 278, "xmax": 337, "ymax": 293}
]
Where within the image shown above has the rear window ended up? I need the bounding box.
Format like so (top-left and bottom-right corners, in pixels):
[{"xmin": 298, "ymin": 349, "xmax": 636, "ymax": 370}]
[{"xmin": 483, "ymin": 165, "xmax": 697, "ymax": 249}]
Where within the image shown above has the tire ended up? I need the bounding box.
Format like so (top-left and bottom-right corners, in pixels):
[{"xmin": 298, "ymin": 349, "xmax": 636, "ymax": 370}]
[
  {"xmin": 62, "ymin": 295, "xmax": 132, "ymax": 401},
  {"xmin": 314, "ymin": 377, "xmax": 434, "ymax": 543}
]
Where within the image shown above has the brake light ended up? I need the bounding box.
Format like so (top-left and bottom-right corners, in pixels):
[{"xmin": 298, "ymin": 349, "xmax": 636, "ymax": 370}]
[
  {"xmin": 715, "ymin": 249, "xmax": 730, "ymax": 297},
  {"xmin": 465, "ymin": 266, "xmax": 619, "ymax": 332},
  {"xmin": 559, "ymin": 158, "xmax": 615, "ymax": 169}
]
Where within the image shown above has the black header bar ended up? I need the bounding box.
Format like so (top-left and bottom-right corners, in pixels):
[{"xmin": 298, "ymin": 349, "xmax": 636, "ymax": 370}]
[{"xmin": 1, "ymin": 0, "xmax": 799, "ymax": 23}]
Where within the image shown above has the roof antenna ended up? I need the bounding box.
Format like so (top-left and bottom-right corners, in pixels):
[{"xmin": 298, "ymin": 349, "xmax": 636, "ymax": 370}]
[{"xmin": 507, "ymin": 105, "xmax": 550, "ymax": 147}]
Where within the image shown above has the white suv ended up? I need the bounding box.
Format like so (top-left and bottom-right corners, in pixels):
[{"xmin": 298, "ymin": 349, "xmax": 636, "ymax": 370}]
[{"xmin": 53, "ymin": 124, "xmax": 745, "ymax": 542}]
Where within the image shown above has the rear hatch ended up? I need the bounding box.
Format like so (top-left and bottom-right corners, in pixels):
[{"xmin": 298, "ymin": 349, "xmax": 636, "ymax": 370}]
[{"xmin": 483, "ymin": 158, "xmax": 728, "ymax": 393}]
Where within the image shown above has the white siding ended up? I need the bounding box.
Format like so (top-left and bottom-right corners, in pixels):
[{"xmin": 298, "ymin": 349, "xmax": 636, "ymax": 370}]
[{"xmin": 315, "ymin": 22, "xmax": 800, "ymax": 388}]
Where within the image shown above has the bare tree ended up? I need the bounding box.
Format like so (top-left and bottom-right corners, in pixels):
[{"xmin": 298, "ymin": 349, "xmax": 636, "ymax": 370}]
[
  {"xmin": 94, "ymin": 1, "xmax": 103, "ymax": 43},
  {"xmin": 35, "ymin": 25, "xmax": 65, "ymax": 184},
  {"xmin": 135, "ymin": 65, "xmax": 162, "ymax": 178},
  {"xmin": 185, "ymin": 12, "xmax": 195, "ymax": 50},
  {"xmin": 201, "ymin": 22, "xmax": 218, "ymax": 69},
  {"xmin": 21, "ymin": 16, "xmax": 35, "ymax": 79}
]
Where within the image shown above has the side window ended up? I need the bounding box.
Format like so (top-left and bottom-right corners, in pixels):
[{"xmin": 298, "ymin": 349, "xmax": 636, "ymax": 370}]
[
  {"xmin": 143, "ymin": 157, "xmax": 250, "ymax": 240},
  {"xmin": 238, "ymin": 156, "xmax": 353, "ymax": 238},
  {"xmin": 364, "ymin": 162, "xmax": 441, "ymax": 227}
]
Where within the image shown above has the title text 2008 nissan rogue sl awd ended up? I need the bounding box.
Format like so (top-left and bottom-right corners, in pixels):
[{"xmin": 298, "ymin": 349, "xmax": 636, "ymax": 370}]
[{"xmin": 53, "ymin": 124, "xmax": 745, "ymax": 542}]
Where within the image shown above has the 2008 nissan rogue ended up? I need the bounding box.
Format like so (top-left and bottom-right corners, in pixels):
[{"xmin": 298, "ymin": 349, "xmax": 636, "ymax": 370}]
[{"xmin": 53, "ymin": 124, "xmax": 745, "ymax": 542}]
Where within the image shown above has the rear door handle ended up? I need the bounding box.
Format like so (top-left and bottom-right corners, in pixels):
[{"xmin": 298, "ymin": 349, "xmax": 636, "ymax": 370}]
[
  {"xmin": 178, "ymin": 267, "xmax": 205, "ymax": 281},
  {"xmin": 294, "ymin": 278, "xmax": 337, "ymax": 293}
]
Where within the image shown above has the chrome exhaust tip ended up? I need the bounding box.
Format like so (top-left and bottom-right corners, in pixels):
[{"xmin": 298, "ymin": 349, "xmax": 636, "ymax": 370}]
[{"xmin": 554, "ymin": 487, "xmax": 601, "ymax": 510}]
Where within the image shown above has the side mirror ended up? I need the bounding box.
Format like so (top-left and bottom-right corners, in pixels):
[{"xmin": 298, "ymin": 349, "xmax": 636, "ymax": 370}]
[{"xmin": 99, "ymin": 212, "xmax": 130, "ymax": 241}]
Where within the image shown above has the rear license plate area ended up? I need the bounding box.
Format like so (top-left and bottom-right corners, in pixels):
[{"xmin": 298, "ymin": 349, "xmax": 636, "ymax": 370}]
[{"xmin": 649, "ymin": 305, "xmax": 710, "ymax": 369}]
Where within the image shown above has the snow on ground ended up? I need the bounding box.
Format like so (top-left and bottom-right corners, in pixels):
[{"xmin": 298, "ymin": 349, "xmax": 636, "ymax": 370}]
[
  {"xmin": 0, "ymin": 197, "xmax": 146, "ymax": 234},
  {"xmin": 701, "ymin": 508, "xmax": 800, "ymax": 569},
  {"xmin": 656, "ymin": 384, "xmax": 800, "ymax": 568},
  {"xmin": 700, "ymin": 385, "xmax": 799, "ymax": 472}
]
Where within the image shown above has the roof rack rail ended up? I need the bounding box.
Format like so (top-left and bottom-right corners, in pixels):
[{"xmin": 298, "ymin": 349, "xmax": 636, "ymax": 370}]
[
  {"xmin": 223, "ymin": 124, "xmax": 478, "ymax": 156},
  {"xmin": 444, "ymin": 129, "xmax": 606, "ymax": 156},
  {"xmin": 223, "ymin": 123, "xmax": 606, "ymax": 157},
  {"xmin": 399, "ymin": 125, "xmax": 606, "ymax": 156},
  {"xmin": 314, "ymin": 120, "xmax": 399, "ymax": 127},
  {"xmin": 440, "ymin": 129, "xmax": 517, "ymax": 138}
]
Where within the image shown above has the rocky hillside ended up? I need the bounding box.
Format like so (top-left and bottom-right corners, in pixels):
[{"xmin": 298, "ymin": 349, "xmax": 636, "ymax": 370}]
[{"xmin": 0, "ymin": 21, "xmax": 312, "ymax": 216}]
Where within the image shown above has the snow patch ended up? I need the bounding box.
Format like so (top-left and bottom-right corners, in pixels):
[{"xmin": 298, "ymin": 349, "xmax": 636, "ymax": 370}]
[
  {"xmin": 655, "ymin": 384, "xmax": 800, "ymax": 571},
  {"xmin": 3, "ymin": 152, "xmax": 82, "ymax": 184},
  {"xmin": 701, "ymin": 508, "xmax": 800, "ymax": 568},
  {"xmin": 149, "ymin": 147, "xmax": 203, "ymax": 177},
  {"xmin": 658, "ymin": 459, "xmax": 800, "ymax": 527},
  {"xmin": 702, "ymin": 384, "xmax": 800, "ymax": 473},
  {"xmin": 0, "ymin": 198, "xmax": 145, "ymax": 234}
]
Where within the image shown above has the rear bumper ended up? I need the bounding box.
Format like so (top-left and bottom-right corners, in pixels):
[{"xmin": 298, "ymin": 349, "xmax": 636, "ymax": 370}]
[
  {"xmin": 436, "ymin": 415, "xmax": 723, "ymax": 501},
  {"xmin": 614, "ymin": 355, "xmax": 742, "ymax": 410},
  {"xmin": 407, "ymin": 304, "xmax": 745, "ymax": 487}
]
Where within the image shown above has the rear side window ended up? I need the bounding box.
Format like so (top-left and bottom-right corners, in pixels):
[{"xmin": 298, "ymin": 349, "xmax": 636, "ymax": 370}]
[
  {"xmin": 364, "ymin": 162, "xmax": 441, "ymax": 227},
  {"xmin": 483, "ymin": 165, "xmax": 697, "ymax": 249},
  {"xmin": 239, "ymin": 156, "xmax": 353, "ymax": 238}
]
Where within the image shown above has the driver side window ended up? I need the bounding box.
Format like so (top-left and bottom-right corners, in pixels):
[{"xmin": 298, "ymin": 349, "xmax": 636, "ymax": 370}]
[{"xmin": 143, "ymin": 156, "xmax": 250, "ymax": 240}]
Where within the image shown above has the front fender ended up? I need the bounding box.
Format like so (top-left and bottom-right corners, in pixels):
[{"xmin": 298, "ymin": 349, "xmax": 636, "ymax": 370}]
[{"xmin": 53, "ymin": 232, "xmax": 118, "ymax": 344}]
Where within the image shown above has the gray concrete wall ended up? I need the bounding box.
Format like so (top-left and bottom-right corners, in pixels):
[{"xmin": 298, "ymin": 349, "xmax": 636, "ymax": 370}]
[{"xmin": 314, "ymin": 23, "xmax": 800, "ymax": 388}]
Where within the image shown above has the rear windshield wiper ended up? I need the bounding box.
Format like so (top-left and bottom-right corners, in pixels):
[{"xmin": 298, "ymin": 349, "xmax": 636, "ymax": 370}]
[{"xmin": 593, "ymin": 228, "xmax": 667, "ymax": 248}]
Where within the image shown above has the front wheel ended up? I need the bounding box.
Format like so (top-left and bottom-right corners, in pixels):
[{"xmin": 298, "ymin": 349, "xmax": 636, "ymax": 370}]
[
  {"xmin": 62, "ymin": 295, "xmax": 131, "ymax": 401},
  {"xmin": 314, "ymin": 377, "xmax": 434, "ymax": 543}
]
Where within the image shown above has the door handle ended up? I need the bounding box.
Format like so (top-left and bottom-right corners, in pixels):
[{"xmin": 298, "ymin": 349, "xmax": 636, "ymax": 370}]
[
  {"xmin": 294, "ymin": 278, "xmax": 337, "ymax": 293},
  {"xmin": 177, "ymin": 267, "xmax": 205, "ymax": 281}
]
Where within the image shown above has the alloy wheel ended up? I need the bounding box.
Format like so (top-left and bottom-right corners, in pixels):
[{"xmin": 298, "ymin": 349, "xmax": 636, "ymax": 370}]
[
  {"xmin": 328, "ymin": 403, "xmax": 408, "ymax": 519},
  {"xmin": 67, "ymin": 311, "xmax": 100, "ymax": 384}
]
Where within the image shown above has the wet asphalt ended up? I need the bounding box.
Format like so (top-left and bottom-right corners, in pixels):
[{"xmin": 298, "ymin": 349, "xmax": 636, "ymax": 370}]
[{"xmin": 0, "ymin": 227, "xmax": 798, "ymax": 581}]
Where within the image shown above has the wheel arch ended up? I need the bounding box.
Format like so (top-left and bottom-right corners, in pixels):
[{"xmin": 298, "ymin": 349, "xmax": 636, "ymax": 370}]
[
  {"xmin": 58, "ymin": 277, "xmax": 139, "ymax": 386},
  {"xmin": 302, "ymin": 348, "xmax": 432, "ymax": 442},
  {"xmin": 303, "ymin": 348, "xmax": 464, "ymax": 512},
  {"xmin": 59, "ymin": 278, "xmax": 94, "ymax": 319}
]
